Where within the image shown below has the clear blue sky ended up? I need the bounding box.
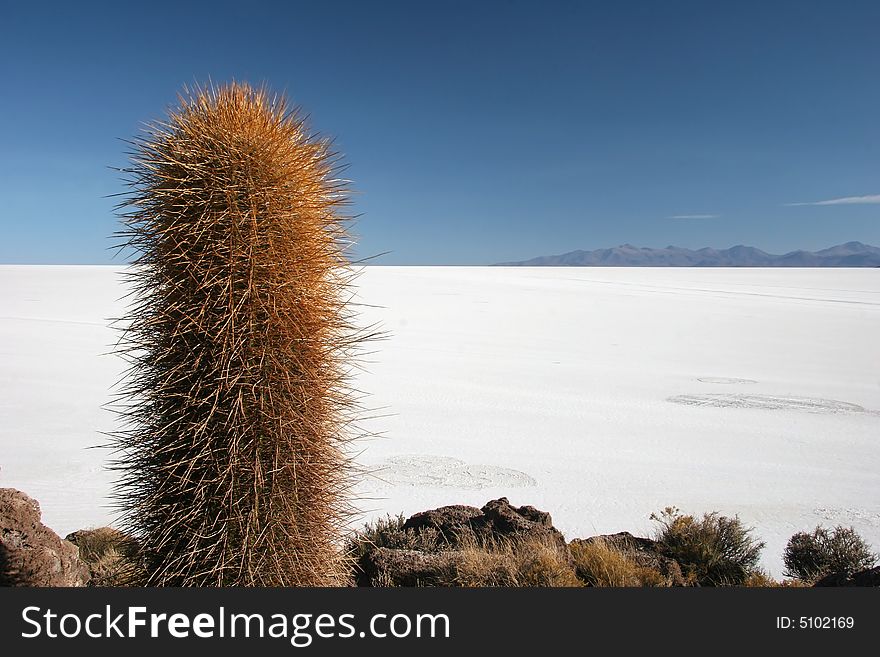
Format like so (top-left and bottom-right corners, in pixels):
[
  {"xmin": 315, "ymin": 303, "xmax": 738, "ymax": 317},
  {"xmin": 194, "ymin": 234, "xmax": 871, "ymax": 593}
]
[{"xmin": 1, "ymin": 0, "xmax": 877, "ymax": 264}]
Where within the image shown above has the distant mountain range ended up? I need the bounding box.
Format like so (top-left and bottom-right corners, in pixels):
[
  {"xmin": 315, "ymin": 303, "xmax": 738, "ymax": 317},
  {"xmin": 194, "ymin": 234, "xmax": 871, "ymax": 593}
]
[{"xmin": 494, "ymin": 241, "xmax": 880, "ymax": 267}]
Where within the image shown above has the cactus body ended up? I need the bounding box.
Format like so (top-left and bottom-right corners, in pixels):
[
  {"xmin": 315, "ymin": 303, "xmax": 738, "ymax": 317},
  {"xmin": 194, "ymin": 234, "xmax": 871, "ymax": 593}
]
[{"xmin": 113, "ymin": 83, "xmax": 361, "ymax": 586}]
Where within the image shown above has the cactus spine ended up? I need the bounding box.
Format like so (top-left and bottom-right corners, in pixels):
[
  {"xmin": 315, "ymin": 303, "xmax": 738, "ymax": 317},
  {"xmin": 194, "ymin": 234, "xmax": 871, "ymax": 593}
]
[{"xmin": 113, "ymin": 83, "xmax": 362, "ymax": 586}]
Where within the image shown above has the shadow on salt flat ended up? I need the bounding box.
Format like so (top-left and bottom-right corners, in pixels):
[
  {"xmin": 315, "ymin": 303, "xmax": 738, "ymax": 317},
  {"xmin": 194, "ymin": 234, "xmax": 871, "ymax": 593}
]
[
  {"xmin": 697, "ymin": 376, "xmax": 758, "ymax": 385},
  {"xmin": 667, "ymin": 393, "xmax": 871, "ymax": 414},
  {"xmin": 365, "ymin": 455, "xmax": 536, "ymax": 490},
  {"xmin": 814, "ymin": 507, "xmax": 880, "ymax": 528}
]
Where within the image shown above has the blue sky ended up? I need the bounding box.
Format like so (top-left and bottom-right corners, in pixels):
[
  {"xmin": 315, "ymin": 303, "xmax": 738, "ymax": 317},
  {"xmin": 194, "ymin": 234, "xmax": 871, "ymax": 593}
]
[{"xmin": 1, "ymin": 0, "xmax": 877, "ymax": 264}]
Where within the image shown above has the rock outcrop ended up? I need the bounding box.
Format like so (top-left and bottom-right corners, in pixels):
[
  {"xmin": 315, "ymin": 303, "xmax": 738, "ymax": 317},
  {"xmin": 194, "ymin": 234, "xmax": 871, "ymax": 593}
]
[
  {"xmin": 356, "ymin": 498, "xmax": 575, "ymax": 586},
  {"xmin": 0, "ymin": 488, "xmax": 89, "ymax": 586},
  {"xmin": 358, "ymin": 548, "xmax": 461, "ymax": 587},
  {"xmin": 353, "ymin": 498, "xmax": 698, "ymax": 587},
  {"xmin": 402, "ymin": 497, "xmax": 566, "ymax": 548},
  {"xmin": 813, "ymin": 566, "xmax": 880, "ymax": 587}
]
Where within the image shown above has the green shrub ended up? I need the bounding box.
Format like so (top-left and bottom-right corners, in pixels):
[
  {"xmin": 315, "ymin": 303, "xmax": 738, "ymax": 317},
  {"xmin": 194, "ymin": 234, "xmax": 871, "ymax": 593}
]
[
  {"xmin": 783, "ymin": 526, "xmax": 877, "ymax": 582},
  {"xmin": 651, "ymin": 506, "xmax": 764, "ymax": 586}
]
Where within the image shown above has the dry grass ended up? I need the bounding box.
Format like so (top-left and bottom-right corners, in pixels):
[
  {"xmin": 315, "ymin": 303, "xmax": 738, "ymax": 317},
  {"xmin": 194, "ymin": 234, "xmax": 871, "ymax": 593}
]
[
  {"xmin": 350, "ymin": 507, "xmax": 820, "ymax": 588},
  {"xmin": 569, "ymin": 538, "xmax": 673, "ymax": 587},
  {"xmin": 66, "ymin": 527, "xmax": 128, "ymax": 563},
  {"xmin": 66, "ymin": 528, "xmax": 142, "ymax": 586},
  {"xmin": 111, "ymin": 82, "xmax": 376, "ymax": 586},
  {"xmin": 741, "ymin": 571, "xmax": 811, "ymax": 588},
  {"xmin": 453, "ymin": 534, "xmax": 582, "ymax": 587},
  {"xmin": 349, "ymin": 517, "xmax": 581, "ymax": 587}
]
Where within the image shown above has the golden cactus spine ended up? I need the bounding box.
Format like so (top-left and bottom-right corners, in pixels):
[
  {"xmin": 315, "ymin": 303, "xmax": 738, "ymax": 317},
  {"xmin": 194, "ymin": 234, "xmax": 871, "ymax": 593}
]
[{"xmin": 113, "ymin": 82, "xmax": 364, "ymax": 586}]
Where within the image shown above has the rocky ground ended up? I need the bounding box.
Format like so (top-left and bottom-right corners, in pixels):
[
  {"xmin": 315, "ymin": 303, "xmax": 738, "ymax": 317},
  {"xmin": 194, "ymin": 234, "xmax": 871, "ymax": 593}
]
[
  {"xmin": 0, "ymin": 488, "xmax": 89, "ymax": 586},
  {"xmin": 2, "ymin": 488, "xmax": 877, "ymax": 587}
]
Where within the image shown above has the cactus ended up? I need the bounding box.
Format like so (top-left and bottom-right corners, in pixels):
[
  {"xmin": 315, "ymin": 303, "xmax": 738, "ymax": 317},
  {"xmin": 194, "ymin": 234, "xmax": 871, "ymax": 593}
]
[{"xmin": 112, "ymin": 82, "xmax": 365, "ymax": 586}]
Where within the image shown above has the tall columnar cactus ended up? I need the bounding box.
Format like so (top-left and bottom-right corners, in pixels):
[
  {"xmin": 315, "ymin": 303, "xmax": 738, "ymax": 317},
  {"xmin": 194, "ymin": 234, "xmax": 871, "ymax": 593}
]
[{"xmin": 113, "ymin": 83, "xmax": 364, "ymax": 586}]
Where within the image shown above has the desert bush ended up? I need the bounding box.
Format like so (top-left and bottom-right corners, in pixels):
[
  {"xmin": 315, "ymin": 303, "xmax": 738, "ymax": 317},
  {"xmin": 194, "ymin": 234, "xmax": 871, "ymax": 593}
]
[
  {"xmin": 652, "ymin": 507, "xmax": 764, "ymax": 586},
  {"xmin": 569, "ymin": 538, "xmax": 671, "ymax": 587},
  {"xmin": 783, "ymin": 526, "xmax": 877, "ymax": 582},
  {"xmin": 113, "ymin": 82, "xmax": 369, "ymax": 585},
  {"xmin": 348, "ymin": 514, "xmax": 442, "ymax": 560},
  {"xmin": 347, "ymin": 514, "xmax": 447, "ymax": 586}
]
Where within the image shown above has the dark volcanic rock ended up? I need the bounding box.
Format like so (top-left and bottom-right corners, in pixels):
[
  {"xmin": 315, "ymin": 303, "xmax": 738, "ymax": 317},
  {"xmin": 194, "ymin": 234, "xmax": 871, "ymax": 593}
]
[
  {"xmin": 358, "ymin": 548, "xmax": 461, "ymax": 587},
  {"xmin": 358, "ymin": 498, "xmax": 569, "ymax": 586},
  {"xmin": 813, "ymin": 571, "xmax": 851, "ymax": 587},
  {"xmin": 850, "ymin": 567, "xmax": 880, "ymax": 586},
  {"xmin": 0, "ymin": 488, "xmax": 89, "ymax": 586},
  {"xmin": 814, "ymin": 566, "xmax": 880, "ymax": 587},
  {"xmin": 401, "ymin": 505, "xmax": 483, "ymax": 540},
  {"xmin": 478, "ymin": 498, "xmax": 554, "ymax": 533},
  {"xmin": 402, "ymin": 497, "xmax": 565, "ymax": 547},
  {"xmin": 472, "ymin": 498, "xmax": 567, "ymax": 550},
  {"xmin": 576, "ymin": 531, "xmax": 657, "ymax": 553}
]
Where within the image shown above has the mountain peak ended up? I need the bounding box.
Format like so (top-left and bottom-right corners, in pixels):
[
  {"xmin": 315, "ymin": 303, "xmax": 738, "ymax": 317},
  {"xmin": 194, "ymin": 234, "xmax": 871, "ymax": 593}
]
[{"xmin": 494, "ymin": 242, "xmax": 880, "ymax": 267}]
